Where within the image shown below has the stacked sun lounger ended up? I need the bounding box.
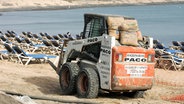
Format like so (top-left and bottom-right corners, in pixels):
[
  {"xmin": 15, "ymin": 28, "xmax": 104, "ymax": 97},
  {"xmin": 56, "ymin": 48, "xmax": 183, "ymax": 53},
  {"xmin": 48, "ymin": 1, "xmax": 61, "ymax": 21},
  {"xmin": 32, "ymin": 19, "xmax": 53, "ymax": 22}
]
[
  {"xmin": 0, "ymin": 30, "xmax": 81, "ymax": 65},
  {"xmin": 153, "ymin": 39, "xmax": 184, "ymax": 70}
]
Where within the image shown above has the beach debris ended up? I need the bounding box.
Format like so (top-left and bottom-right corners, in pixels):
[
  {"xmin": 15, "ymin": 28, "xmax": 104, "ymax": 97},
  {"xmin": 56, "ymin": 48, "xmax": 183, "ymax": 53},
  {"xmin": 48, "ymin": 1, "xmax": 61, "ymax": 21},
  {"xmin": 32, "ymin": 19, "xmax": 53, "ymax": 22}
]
[{"xmin": 15, "ymin": 96, "xmax": 37, "ymax": 104}]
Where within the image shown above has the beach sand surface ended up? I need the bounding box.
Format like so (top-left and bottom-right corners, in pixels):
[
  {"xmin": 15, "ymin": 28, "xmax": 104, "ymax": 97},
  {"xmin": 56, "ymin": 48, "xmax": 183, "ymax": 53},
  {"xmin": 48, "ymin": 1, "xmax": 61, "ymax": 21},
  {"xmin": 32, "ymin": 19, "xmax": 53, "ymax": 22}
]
[
  {"xmin": 0, "ymin": 0, "xmax": 184, "ymax": 103},
  {"xmin": 0, "ymin": 59, "xmax": 183, "ymax": 104}
]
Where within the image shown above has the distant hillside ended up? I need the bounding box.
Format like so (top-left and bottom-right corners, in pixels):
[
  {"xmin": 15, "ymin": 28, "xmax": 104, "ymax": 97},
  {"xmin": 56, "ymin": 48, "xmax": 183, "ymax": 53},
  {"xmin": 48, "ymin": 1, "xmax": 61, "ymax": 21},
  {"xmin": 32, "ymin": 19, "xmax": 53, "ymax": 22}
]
[{"xmin": 0, "ymin": 0, "xmax": 184, "ymax": 11}]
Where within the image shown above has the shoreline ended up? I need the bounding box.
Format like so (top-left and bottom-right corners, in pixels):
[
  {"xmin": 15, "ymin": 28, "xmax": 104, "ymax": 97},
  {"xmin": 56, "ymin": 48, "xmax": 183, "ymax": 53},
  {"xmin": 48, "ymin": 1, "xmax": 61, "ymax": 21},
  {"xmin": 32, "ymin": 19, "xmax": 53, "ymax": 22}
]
[{"xmin": 0, "ymin": 1, "xmax": 184, "ymax": 12}]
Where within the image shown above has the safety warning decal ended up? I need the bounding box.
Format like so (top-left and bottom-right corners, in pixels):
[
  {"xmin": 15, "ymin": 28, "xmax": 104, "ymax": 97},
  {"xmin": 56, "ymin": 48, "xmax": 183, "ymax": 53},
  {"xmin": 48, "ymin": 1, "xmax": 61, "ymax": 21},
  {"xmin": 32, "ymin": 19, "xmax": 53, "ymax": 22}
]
[{"xmin": 125, "ymin": 65, "xmax": 147, "ymax": 77}]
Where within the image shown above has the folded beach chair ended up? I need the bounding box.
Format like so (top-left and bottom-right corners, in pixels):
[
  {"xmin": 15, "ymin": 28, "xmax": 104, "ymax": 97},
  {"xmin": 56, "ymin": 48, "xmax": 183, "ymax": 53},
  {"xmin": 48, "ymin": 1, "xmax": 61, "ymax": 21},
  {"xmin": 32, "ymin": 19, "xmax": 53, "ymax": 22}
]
[
  {"xmin": 42, "ymin": 39, "xmax": 53, "ymax": 47},
  {"xmin": 24, "ymin": 38, "xmax": 45, "ymax": 52},
  {"xmin": 157, "ymin": 48, "xmax": 184, "ymax": 70},
  {"xmin": 4, "ymin": 43, "xmax": 15, "ymax": 53},
  {"xmin": 172, "ymin": 41, "xmax": 182, "ymax": 47},
  {"xmin": 22, "ymin": 31, "xmax": 27, "ymax": 37},
  {"xmin": 21, "ymin": 32, "xmax": 32, "ymax": 39},
  {"xmin": 0, "ymin": 31, "xmax": 3, "ymax": 35},
  {"xmin": 181, "ymin": 46, "xmax": 184, "ymax": 52},
  {"xmin": 52, "ymin": 35, "xmax": 61, "ymax": 41},
  {"xmin": 4, "ymin": 33, "xmax": 12, "ymax": 39},
  {"xmin": 170, "ymin": 41, "xmax": 182, "ymax": 50},
  {"xmin": 32, "ymin": 34, "xmax": 42, "ymax": 41},
  {"xmin": 42, "ymin": 40, "xmax": 55, "ymax": 54},
  {"xmin": 3, "ymin": 43, "xmax": 17, "ymax": 61},
  {"xmin": 45, "ymin": 33, "xmax": 54, "ymax": 40},
  {"xmin": 63, "ymin": 34, "xmax": 69, "ymax": 38},
  {"xmin": 179, "ymin": 42, "xmax": 184, "ymax": 52},
  {"xmin": 153, "ymin": 39, "xmax": 166, "ymax": 50},
  {"xmin": 155, "ymin": 43, "xmax": 165, "ymax": 50},
  {"xmin": 4, "ymin": 33, "xmax": 14, "ymax": 42},
  {"xmin": 58, "ymin": 34, "xmax": 64, "ymax": 39},
  {"xmin": 0, "ymin": 35, "xmax": 11, "ymax": 44},
  {"xmin": 68, "ymin": 35, "xmax": 76, "ymax": 40},
  {"xmin": 76, "ymin": 34, "xmax": 82, "ymax": 39},
  {"xmin": 27, "ymin": 32, "xmax": 33, "ymax": 38},
  {"xmin": 167, "ymin": 55, "xmax": 184, "ymax": 70},
  {"xmin": 7, "ymin": 30, "xmax": 16, "ymax": 38},
  {"xmin": 22, "ymin": 33, "xmax": 41, "ymax": 44},
  {"xmin": 12, "ymin": 45, "xmax": 56, "ymax": 65},
  {"xmin": 39, "ymin": 32, "xmax": 48, "ymax": 40},
  {"xmin": 158, "ymin": 54, "xmax": 172, "ymax": 70},
  {"xmin": 10, "ymin": 31, "xmax": 16, "ymax": 35},
  {"xmin": 51, "ymin": 40, "xmax": 61, "ymax": 47},
  {"xmin": 39, "ymin": 32, "xmax": 45, "ymax": 37},
  {"xmin": 155, "ymin": 50, "xmax": 163, "ymax": 58},
  {"xmin": 50, "ymin": 40, "xmax": 66, "ymax": 55},
  {"xmin": 154, "ymin": 42, "xmax": 166, "ymax": 60},
  {"xmin": 180, "ymin": 42, "xmax": 184, "ymax": 46},
  {"xmin": 173, "ymin": 56, "xmax": 184, "ymax": 70},
  {"xmin": 14, "ymin": 37, "xmax": 25, "ymax": 46},
  {"xmin": 0, "ymin": 50, "xmax": 8, "ymax": 60},
  {"xmin": 153, "ymin": 39, "xmax": 159, "ymax": 44},
  {"xmin": 58, "ymin": 34, "xmax": 70, "ymax": 42}
]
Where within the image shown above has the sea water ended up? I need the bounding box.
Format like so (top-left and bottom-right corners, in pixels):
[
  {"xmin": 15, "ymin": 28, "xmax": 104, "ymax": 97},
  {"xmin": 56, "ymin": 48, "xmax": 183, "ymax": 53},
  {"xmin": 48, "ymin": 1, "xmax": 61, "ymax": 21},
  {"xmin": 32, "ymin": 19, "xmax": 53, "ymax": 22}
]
[{"xmin": 0, "ymin": 4, "xmax": 184, "ymax": 46}]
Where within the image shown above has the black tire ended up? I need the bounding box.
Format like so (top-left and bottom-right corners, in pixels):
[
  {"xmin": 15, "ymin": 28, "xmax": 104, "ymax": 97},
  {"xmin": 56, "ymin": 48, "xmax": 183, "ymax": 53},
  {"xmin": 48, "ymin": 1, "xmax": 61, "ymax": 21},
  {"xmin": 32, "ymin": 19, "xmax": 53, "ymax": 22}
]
[
  {"xmin": 59, "ymin": 62, "xmax": 79, "ymax": 95},
  {"xmin": 123, "ymin": 91, "xmax": 145, "ymax": 98},
  {"xmin": 76, "ymin": 68, "xmax": 99, "ymax": 98}
]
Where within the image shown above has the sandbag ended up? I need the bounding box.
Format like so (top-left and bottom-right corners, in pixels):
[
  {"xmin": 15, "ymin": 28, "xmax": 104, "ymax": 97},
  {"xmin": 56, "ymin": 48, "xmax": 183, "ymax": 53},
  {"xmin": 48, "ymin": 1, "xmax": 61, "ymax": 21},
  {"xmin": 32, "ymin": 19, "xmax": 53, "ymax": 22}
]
[
  {"xmin": 107, "ymin": 16, "xmax": 124, "ymax": 39},
  {"xmin": 136, "ymin": 30, "xmax": 143, "ymax": 41},
  {"xmin": 108, "ymin": 30, "xmax": 120, "ymax": 39},
  {"xmin": 118, "ymin": 19, "xmax": 138, "ymax": 31},
  {"xmin": 120, "ymin": 31, "xmax": 138, "ymax": 46}
]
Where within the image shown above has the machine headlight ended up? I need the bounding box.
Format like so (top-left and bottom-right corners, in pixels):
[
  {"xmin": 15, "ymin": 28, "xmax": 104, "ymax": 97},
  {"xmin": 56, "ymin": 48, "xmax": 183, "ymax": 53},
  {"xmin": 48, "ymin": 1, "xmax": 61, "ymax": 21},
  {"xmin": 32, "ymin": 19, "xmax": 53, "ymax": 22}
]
[
  {"xmin": 148, "ymin": 54, "xmax": 155, "ymax": 62},
  {"xmin": 116, "ymin": 53, "xmax": 123, "ymax": 62}
]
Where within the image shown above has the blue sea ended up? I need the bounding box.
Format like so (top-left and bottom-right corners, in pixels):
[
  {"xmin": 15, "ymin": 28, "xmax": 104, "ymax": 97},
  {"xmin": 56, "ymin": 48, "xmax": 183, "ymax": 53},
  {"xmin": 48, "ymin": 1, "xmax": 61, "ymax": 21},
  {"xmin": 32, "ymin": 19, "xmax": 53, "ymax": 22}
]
[{"xmin": 0, "ymin": 4, "xmax": 184, "ymax": 46}]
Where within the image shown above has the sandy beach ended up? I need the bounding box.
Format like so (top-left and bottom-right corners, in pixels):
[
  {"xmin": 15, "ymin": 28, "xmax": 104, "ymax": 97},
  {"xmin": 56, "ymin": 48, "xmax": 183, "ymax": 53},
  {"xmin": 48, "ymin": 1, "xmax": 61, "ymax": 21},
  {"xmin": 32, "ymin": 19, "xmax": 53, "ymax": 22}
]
[
  {"xmin": 0, "ymin": 0, "xmax": 184, "ymax": 103},
  {"xmin": 0, "ymin": 0, "xmax": 184, "ymax": 12},
  {"xmin": 0, "ymin": 59, "xmax": 183, "ymax": 104},
  {"xmin": 0, "ymin": 36, "xmax": 184, "ymax": 103},
  {"xmin": 0, "ymin": 33, "xmax": 183, "ymax": 103}
]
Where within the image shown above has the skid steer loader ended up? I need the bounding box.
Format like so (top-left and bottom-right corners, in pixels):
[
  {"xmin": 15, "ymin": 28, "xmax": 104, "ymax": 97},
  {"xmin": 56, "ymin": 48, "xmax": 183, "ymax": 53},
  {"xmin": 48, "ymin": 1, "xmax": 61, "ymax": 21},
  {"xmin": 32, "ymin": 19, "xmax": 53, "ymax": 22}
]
[{"xmin": 49, "ymin": 13, "xmax": 155, "ymax": 98}]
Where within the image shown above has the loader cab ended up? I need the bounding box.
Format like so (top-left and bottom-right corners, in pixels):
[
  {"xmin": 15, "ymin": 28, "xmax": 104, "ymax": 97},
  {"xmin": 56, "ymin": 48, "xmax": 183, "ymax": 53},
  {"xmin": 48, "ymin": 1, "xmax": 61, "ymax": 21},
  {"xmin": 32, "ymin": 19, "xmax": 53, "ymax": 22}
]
[
  {"xmin": 81, "ymin": 14, "xmax": 125, "ymax": 61},
  {"xmin": 81, "ymin": 14, "xmax": 110, "ymax": 60},
  {"xmin": 82, "ymin": 14, "xmax": 107, "ymax": 39}
]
